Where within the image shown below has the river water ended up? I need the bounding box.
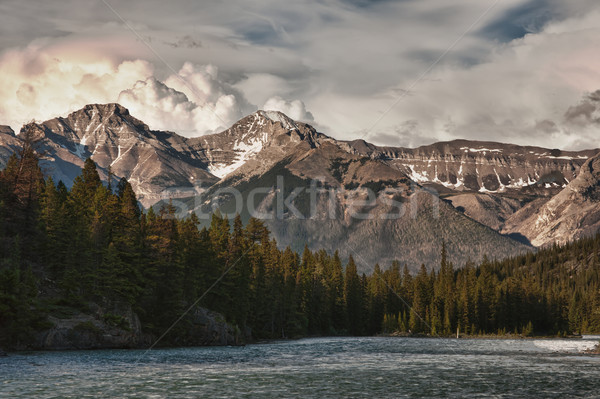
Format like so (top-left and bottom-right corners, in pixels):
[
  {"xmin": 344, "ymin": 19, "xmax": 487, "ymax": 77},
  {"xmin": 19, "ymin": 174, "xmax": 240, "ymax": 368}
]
[{"xmin": 1, "ymin": 337, "xmax": 599, "ymax": 398}]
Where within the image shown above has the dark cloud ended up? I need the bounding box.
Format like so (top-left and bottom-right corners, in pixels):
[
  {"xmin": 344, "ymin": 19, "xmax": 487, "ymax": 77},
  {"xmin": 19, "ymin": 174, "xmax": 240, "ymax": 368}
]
[
  {"xmin": 369, "ymin": 120, "xmax": 437, "ymax": 148},
  {"xmin": 239, "ymin": 22, "xmax": 281, "ymax": 46},
  {"xmin": 564, "ymin": 90, "xmax": 600, "ymax": 125},
  {"xmin": 164, "ymin": 35, "xmax": 202, "ymax": 49},
  {"xmin": 535, "ymin": 119, "xmax": 559, "ymax": 134},
  {"xmin": 478, "ymin": 0, "xmax": 559, "ymax": 42},
  {"xmin": 339, "ymin": 0, "xmax": 405, "ymax": 9}
]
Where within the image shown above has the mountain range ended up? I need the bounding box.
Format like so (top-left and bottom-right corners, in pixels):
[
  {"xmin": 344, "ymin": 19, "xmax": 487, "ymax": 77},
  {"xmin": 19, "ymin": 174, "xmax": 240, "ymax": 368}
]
[{"xmin": 1, "ymin": 103, "xmax": 599, "ymax": 271}]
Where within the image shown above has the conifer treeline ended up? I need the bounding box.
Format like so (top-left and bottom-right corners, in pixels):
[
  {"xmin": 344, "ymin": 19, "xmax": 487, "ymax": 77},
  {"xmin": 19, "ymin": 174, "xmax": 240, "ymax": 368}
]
[{"xmin": 0, "ymin": 140, "xmax": 599, "ymax": 349}]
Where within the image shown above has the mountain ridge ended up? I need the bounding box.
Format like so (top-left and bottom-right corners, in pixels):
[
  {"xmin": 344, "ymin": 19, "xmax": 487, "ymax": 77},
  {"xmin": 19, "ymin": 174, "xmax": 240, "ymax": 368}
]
[{"xmin": 2, "ymin": 103, "xmax": 599, "ymax": 269}]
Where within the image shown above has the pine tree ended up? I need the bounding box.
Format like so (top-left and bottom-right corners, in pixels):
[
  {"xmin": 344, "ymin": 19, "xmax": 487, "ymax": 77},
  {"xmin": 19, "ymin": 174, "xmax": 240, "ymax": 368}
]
[{"xmin": 344, "ymin": 256, "xmax": 363, "ymax": 335}]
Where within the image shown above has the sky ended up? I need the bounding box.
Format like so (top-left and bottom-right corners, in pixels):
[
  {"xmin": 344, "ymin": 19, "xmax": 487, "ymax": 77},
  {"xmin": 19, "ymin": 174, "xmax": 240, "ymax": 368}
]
[{"xmin": 0, "ymin": 0, "xmax": 599, "ymax": 150}]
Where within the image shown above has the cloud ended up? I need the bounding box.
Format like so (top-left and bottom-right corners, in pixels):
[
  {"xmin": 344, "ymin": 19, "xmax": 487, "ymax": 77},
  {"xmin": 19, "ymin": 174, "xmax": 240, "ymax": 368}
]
[
  {"xmin": 163, "ymin": 62, "xmax": 257, "ymax": 134},
  {"xmin": 1, "ymin": 0, "xmax": 600, "ymax": 149},
  {"xmin": 0, "ymin": 43, "xmax": 154, "ymax": 130},
  {"xmin": 564, "ymin": 90, "xmax": 600, "ymax": 125},
  {"xmin": 263, "ymin": 96, "xmax": 314, "ymax": 121},
  {"xmin": 118, "ymin": 78, "xmax": 197, "ymax": 133},
  {"xmin": 369, "ymin": 120, "xmax": 438, "ymax": 149},
  {"xmin": 0, "ymin": 43, "xmax": 259, "ymax": 136},
  {"xmin": 117, "ymin": 62, "xmax": 262, "ymax": 136},
  {"xmin": 478, "ymin": 0, "xmax": 560, "ymax": 42},
  {"xmin": 354, "ymin": 8, "xmax": 600, "ymax": 150},
  {"xmin": 163, "ymin": 35, "xmax": 203, "ymax": 49}
]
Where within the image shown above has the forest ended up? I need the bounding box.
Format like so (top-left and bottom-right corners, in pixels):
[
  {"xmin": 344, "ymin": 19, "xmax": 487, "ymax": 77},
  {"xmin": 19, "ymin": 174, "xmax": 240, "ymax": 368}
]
[{"xmin": 0, "ymin": 135, "xmax": 599, "ymax": 349}]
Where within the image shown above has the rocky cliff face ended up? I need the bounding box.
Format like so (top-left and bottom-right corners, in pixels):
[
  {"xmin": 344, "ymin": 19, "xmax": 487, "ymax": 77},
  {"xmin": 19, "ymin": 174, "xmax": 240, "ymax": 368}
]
[
  {"xmin": 344, "ymin": 139, "xmax": 596, "ymax": 195},
  {"xmin": 34, "ymin": 302, "xmax": 150, "ymax": 350},
  {"xmin": 502, "ymin": 153, "xmax": 600, "ymax": 247}
]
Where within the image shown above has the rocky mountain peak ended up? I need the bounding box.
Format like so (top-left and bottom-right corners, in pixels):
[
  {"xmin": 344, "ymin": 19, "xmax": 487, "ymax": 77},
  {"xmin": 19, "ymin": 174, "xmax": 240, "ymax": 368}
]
[
  {"xmin": 254, "ymin": 110, "xmax": 299, "ymax": 130},
  {"xmin": 83, "ymin": 102, "xmax": 129, "ymax": 116},
  {"xmin": 189, "ymin": 109, "xmax": 323, "ymax": 179},
  {"xmin": 221, "ymin": 110, "xmax": 302, "ymax": 142},
  {"xmin": 58, "ymin": 103, "xmax": 150, "ymax": 140}
]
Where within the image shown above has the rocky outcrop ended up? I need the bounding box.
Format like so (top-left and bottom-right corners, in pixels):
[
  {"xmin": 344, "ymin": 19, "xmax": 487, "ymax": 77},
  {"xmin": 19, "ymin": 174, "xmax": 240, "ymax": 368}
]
[
  {"xmin": 0, "ymin": 125, "xmax": 20, "ymax": 169},
  {"xmin": 182, "ymin": 307, "xmax": 243, "ymax": 346},
  {"xmin": 0, "ymin": 125, "xmax": 14, "ymax": 136},
  {"xmin": 33, "ymin": 302, "xmax": 241, "ymax": 350},
  {"xmin": 34, "ymin": 302, "xmax": 150, "ymax": 350},
  {"xmin": 188, "ymin": 110, "xmax": 325, "ymax": 180}
]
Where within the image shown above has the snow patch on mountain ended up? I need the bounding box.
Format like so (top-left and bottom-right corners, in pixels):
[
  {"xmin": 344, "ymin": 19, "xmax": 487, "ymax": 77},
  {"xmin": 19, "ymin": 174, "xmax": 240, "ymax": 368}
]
[
  {"xmin": 407, "ymin": 165, "xmax": 429, "ymax": 183},
  {"xmin": 208, "ymin": 135, "xmax": 266, "ymax": 178},
  {"xmin": 460, "ymin": 147, "xmax": 502, "ymax": 153}
]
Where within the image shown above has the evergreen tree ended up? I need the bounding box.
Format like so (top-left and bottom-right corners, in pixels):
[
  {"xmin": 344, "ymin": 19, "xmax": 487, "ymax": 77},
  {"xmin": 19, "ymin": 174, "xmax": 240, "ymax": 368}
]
[{"xmin": 344, "ymin": 256, "xmax": 363, "ymax": 335}]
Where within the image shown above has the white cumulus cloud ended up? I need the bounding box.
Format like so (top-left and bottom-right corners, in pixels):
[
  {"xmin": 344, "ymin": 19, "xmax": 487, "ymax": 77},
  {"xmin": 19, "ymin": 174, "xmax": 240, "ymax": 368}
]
[
  {"xmin": 0, "ymin": 44, "xmax": 261, "ymax": 137},
  {"xmin": 0, "ymin": 43, "xmax": 154, "ymax": 130},
  {"xmin": 263, "ymin": 96, "xmax": 314, "ymax": 121},
  {"xmin": 118, "ymin": 77, "xmax": 197, "ymax": 134}
]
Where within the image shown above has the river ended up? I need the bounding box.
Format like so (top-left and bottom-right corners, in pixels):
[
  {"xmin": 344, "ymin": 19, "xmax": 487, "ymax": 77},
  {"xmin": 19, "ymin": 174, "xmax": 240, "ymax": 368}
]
[{"xmin": 1, "ymin": 337, "xmax": 599, "ymax": 398}]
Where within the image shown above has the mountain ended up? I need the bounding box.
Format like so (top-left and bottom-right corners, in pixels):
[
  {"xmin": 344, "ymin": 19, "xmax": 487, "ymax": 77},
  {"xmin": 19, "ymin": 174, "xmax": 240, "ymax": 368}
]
[
  {"xmin": 341, "ymin": 138, "xmax": 600, "ymax": 237},
  {"xmin": 21, "ymin": 104, "xmax": 218, "ymax": 206},
  {"xmin": 2, "ymin": 103, "xmax": 599, "ymax": 269},
  {"xmin": 14, "ymin": 106, "xmax": 326, "ymax": 207},
  {"xmin": 190, "ymin": 131, "xmax": 530, "ymax": 272},
  {"xmin": 502, "ymin": 152, "xmax": 600, "ymax": 247},
  {"xmin": 188, "ymin": 110, "xmax": 326, "ymax": 180}
]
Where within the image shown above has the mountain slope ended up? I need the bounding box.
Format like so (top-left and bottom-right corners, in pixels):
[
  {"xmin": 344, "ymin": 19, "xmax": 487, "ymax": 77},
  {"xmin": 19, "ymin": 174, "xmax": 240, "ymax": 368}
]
[
  {"xmin": 191, "ymin": 140, "xmax": 530, "ymax": 272},
  {"xmin": 503, "ymin": 152, "xmax": 600, "ymax": 247},
  {"xmin": 446, "ymin": 193, "xmax": 526, "ymax": 231},
  {"xmin": 0, "ymin": 125, "xmax": 20, "ymax": 168}
]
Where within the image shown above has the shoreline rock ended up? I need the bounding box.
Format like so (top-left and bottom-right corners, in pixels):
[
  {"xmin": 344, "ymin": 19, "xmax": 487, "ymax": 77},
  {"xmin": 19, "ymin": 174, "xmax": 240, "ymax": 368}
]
[{"xmin": 25, "ymin": 302, "xmax": 244, "ymax": 351}]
